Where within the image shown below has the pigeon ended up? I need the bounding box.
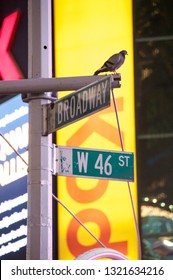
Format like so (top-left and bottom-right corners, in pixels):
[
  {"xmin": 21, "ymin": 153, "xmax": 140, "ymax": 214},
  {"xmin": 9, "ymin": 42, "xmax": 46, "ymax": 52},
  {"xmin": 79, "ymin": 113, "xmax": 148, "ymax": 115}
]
[{"xmin": 94, "ymin": 50, "xmax": 128, "ymax": 75}]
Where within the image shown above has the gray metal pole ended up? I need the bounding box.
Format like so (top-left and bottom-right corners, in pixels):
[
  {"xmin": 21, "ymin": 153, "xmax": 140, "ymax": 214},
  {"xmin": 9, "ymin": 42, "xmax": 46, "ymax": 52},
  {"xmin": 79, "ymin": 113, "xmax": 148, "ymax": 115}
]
[
  {"xmin": 26, "ymin": 0, "xmax": 53, "ymax": 259},
  {"xmin": 0, "ymin": 74, "xmax": 121, "ymax": 95}
]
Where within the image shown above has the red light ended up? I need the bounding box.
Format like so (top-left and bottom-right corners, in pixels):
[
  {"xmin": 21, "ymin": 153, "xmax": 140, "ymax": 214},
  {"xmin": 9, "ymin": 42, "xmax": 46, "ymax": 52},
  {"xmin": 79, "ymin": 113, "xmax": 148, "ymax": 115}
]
[{"xmin": 0, "ymin": 11, "xmax": 23, "ymax": 80}]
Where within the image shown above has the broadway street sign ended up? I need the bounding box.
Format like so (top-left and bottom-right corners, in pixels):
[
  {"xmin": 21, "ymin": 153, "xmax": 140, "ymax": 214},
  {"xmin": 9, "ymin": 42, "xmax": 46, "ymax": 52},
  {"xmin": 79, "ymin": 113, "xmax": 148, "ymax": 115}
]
[
  {"xmin": 53, "ymin": 146, "xmax": 134, "ymax": 181},
  {"xmin": 44, "ymin": 76, "xmax": 111, "ymax": 134}
]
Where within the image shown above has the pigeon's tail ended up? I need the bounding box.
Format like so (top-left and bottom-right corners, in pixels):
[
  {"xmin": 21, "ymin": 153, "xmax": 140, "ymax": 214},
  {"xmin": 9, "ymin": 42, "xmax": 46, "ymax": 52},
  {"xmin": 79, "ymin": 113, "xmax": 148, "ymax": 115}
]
[
  {"xmin": 93, "ymin": 67, "xmax": 106, "ymax": 75},
  {"xmin": 94, "ymin": 70, "xmax": 100, "ymax": 75}
]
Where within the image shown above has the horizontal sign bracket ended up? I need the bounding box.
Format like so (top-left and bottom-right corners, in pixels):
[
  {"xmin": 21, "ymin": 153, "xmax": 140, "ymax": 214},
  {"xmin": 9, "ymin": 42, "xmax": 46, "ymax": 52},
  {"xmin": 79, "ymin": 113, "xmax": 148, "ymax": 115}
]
[{"xmin": 0, "ymin": 74, "xmax": 121, "ymax": 96}]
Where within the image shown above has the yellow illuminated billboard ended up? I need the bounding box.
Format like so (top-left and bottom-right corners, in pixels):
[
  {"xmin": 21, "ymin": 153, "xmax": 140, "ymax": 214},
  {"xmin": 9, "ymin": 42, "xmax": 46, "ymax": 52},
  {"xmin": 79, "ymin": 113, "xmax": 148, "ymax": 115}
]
[{"xmin": 53, "ymin": 0, "xmax": 138, "ymax": 259}]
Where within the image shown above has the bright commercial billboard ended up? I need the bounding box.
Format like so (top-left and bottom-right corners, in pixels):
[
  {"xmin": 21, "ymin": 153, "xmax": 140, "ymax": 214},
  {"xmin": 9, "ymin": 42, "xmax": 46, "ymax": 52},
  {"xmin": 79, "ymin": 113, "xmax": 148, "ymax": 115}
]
[
  {"xmin": 0, "ymin": 96, "xmax": 28, "ymax": 259},
  {"xmin": 53, "ymin": 0, "xmax": 138, "ymax": 259},
  {"xmin": 0, "ymin": 1, "xmax": 28, "ymax": 259}
]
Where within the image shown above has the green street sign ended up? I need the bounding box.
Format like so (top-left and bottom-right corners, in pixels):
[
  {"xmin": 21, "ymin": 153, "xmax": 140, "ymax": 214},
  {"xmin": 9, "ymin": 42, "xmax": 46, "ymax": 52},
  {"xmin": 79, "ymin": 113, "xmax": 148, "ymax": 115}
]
[
  {"xmin": 54, "ymin": 146, "xmax": 134, "ymax": 181},
  {"xmin": 46, "ymin": 76, "xmax": 111, "ymax": 133}
]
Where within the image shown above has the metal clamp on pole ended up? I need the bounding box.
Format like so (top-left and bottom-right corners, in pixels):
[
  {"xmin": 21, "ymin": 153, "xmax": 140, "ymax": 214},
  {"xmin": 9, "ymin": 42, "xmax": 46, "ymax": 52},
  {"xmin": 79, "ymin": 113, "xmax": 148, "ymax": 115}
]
[{"xmin": 110, "ymin": 73, "xmax": 121, "ymax": 88}]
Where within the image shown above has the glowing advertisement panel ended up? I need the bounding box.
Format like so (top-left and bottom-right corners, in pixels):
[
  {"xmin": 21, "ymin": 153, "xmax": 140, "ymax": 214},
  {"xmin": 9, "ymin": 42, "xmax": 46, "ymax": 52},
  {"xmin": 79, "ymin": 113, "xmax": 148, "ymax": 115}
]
[
  {"xmin": 54, "ymin": 0, "xmax": 138, "ymax": 259},
  {"xmin": 0, "ymin": 95, "xmax": 28, "ymax": 259}
]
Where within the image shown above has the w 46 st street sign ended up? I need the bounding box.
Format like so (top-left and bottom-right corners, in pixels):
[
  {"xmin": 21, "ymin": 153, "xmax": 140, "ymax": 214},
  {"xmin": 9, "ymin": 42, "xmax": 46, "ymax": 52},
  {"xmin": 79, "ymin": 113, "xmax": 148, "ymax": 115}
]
[
  {"xmin": 44, "ymin": 76, "xmax": 111, "ymax": 134},
  {"xmin": 53, "ymin": 146, "xmax": 134, "ymax": 181}
]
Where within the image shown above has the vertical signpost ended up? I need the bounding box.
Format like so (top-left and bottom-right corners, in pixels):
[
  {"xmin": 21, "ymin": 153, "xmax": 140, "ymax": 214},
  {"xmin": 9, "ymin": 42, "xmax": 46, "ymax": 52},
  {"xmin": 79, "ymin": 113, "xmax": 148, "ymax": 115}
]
[{"xmin": 27, "ymin": 0, "xmax": 53, "ymax": 260}]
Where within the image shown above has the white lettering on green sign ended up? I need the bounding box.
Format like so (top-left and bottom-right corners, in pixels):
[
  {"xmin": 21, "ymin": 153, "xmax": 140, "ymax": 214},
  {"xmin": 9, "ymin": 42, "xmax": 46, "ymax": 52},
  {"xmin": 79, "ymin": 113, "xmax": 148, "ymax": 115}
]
[
  {"xmin": 56, "ymin": 79, "xmax": 109, "ymax": 125},
  {"xmin": 56, "ymin": 146, "xmax": 134, "ymax": 181}
]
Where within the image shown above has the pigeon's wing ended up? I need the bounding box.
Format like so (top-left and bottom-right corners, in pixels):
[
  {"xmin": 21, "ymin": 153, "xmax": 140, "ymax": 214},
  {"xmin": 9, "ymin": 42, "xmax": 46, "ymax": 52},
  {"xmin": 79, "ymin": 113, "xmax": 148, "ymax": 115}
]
[{"xmin": 106, "ymin": 53, "xmax": 121, "ymax": 66}]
